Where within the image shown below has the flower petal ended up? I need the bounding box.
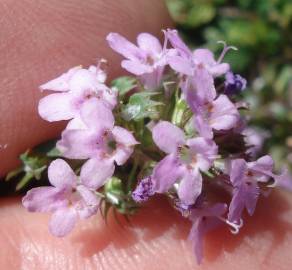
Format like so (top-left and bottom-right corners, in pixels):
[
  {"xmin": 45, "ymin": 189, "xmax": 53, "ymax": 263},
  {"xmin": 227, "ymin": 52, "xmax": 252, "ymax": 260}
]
[
  {"xmin": 121, "ymin": 60, "xmax": 153, "ymax": 75},
  {"xmin": 168, "ymin": 55, "xmax": 193, "ymax": 76},
  {"xmin": 112, "ymin": 126, "xmax": 138, "ymax": 146},
  {"xmin": 57, "ymin": 129, "xmax": 97, "ymax": 159},
  {"xmin": 22, "ymin": 187, "xmax": 67, "ymax": 212},
  {"xmin": 106, "ymin": 33, "xmax": 144, "ymax": 61},
  {"xmin": 178, "ymin": 169, "xmax": 202, "ymax": 205},
  {"xmin": 48, "ymin": 159, "xmax": 77, "ymax": 188},
  {"xmin": 80, "ymin": 98, "xmax": 114, "ymax": 131},
  {"xmin": 230, "ymin": 159, "xmax": 247, "ymax": 187},
  {"xmin": 209, "ymin": 95, "xmax": 239, "ymax": 130},
  {"xmin": 152, "ymin": 154, "xmax": 182, "ymax": 192},
  {"xmin": 49, "ymin": 207, "xmax": 78, "ymax": 237},
  {"xmin": 137, "ymin": 33, "xmax": 162, "ymax": 54},
  {"xmin": 38, "ymin": 93, "xmax": 76, "ymax": 122},
  {"xmin": 40, "ymin": 66, "xmax": 81, "ymax": 92},
  {"xmin": 80, "ymin": 158, "xmax": 115, "ymax": 189},
  {"xmin": 152, "ymin": 121, "xmax": 185, "ymax": 154}
]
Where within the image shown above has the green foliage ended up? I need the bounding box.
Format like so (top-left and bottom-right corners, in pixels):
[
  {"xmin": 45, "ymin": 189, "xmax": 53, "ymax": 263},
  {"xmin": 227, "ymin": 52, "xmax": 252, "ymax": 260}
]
[
  {"xmin": 166, "ymin": 0, "xmax": 292, "ymax": 170},
  {"xmin": 121, "ymin": 92, "xmax": 163, "ymax": 121},
  {"xmin": 111, "ymin": 76, "xmax": 137, "ymax": 97}
]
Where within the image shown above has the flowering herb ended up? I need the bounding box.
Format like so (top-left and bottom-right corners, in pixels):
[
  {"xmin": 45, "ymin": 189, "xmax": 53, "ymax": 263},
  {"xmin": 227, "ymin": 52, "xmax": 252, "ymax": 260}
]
[{"xmin": 19, "ymin": 29, "xmax": 292, "ymax": 264}]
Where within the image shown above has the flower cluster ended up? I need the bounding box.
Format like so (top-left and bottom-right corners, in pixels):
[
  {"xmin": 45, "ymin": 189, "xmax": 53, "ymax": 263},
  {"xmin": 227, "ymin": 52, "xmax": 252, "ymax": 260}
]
[{"xmin": 22, "ymin": 29, "xmax": 292, "ymax": 264}]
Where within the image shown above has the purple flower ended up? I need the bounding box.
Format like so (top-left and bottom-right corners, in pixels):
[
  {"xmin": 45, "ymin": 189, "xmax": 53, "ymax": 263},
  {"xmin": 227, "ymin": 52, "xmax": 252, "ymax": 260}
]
[
  {"xmin": 106, "ymin": 32, "xmax": 175, "ymax": 89},
  {"xmin": 151, "ymin": 121, "xmax": 218, "ymax": 205},
  {"xmin": 189, "ymin": 203, "xmax": 227, "ymax": 264},
  {"xmin": 132, "ymin": 176, "xmax": 154, "ymax": 202},
  {"xmin": 224, "ymin": 71, "xmax": 247, "ymax": 96},
  {"xmin": 22, "ymin": 159, "xmax": 100, "ymax": 237},
  {"xmin": 228, "ymin": 155, "xmax": 282, "ymax": 223},
  {"xmin": 57, "ymin": 98, "xmax": 138, "ymax": 188},
  {"xmin": 193, "ymin": 95, "xmax": 240, "ymax": 131},
  {"xmin": 39, "ymin": 64, "xmax": 117, "ymax": 122}
]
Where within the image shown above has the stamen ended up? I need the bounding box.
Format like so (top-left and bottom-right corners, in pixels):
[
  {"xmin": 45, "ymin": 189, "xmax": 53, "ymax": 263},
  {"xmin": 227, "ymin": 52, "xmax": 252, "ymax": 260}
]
[
  {"xmin": 219, "ymin": 217, "xmax": 243, "ymax": 234},
  {"xmin": 216, "ymin": 41, "xmax": 238, "ymax": 64}
]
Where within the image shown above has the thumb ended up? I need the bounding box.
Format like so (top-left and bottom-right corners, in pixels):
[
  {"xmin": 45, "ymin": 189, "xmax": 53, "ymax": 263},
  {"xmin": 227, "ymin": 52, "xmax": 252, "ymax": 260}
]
[
  {"xmin": 0, "ymin": 191, "xmax": 292, "ymax": 269},
  {"xmin": 0, "ymin": 0, "xmax": 172, "ymax": 176}
]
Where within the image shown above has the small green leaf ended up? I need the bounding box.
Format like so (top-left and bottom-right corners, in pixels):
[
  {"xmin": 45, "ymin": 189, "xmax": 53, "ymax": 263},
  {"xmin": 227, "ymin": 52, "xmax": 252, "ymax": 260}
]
[
  {"xmin": 122, "ymin": 92, "xmax": 163, "ymax": 121},
  {"xmin": 111, "ymin": 76, "xmax": 137, "ymax": 97},
  {"xmin": 5, "ymin": 166, "xmax": 23, "ymax": 181}
]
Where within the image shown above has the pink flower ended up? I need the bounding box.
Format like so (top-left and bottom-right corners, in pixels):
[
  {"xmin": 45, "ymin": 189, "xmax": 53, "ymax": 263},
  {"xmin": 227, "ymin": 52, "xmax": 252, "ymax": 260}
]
[
  {"xmin": 106, "ymin": 32, "xmax": 175, "ymax": 89},
  {"xmin": 38, "ymin": 64, "xmax": 117, "ymax": 122},
  {"xmin": 22, "ymin": 159, "xmax": 100, "ymax": 237},
  {"xmin": 57, "ymin": 98, "xmax": 138, "ymax": 188}
]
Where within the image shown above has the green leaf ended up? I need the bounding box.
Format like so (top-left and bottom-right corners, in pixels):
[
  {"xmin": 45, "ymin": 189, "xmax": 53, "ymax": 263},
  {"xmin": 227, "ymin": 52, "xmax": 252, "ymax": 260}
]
[
  {"xmin": 122, "ymin": 92, "xmax": 163, "ymax": 121},
  {"xmin": 5, "ymin": 166, "xmax": 23, "ymax": 181},
  {"xmin": 111, "ymin": 76, "xmax": 137, "ymax": 97}
]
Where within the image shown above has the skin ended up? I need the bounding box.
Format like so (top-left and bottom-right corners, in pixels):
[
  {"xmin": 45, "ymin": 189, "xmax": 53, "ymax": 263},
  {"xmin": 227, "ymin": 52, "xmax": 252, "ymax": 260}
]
[{"xmin": 0, "ymin": 1, "xmax": 292, "ymax": 269}]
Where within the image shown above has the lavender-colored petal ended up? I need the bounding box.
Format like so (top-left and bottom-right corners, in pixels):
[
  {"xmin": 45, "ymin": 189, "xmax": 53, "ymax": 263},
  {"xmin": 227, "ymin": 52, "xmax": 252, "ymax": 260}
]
[
  {"xmin": 194, "ymin": 115, "xmax": 213, "ymax": 140},
  {"xmin": 230, "ymin": 159, "xmax": 247, "ymax": 187},
  {"xmin": 76, "ymin": 185, "xmax": 100, "ymax": 219},
  {"xmin": 80, "ymin": 158, "xmax": 115, "ymax": 189},
  {"xmin": 245, "ymin": 183, "xmax": 260, "ymax": 216},
  {"xmin": 49, "ymin": 207, "xmax": 78, "ymax": 237},
  {"xmin": 112, "ymin": 146, "xmax": 134, "ymax": 166},
  {"xmin": 48, "ymin": 159, "xmax": 77, "ymax": 189},
  {"xmin": 168, "ymin": 55, "xmax": 193, "ymax": 76},
  {"xmin": 209, "ymin": 63, "xmax": 230, "ymax": 77},
  {"xmin": 188, "ymin": 66, "xmax": 216, "ymax": 108},
  {"xmin": 112, "ymin": 126, "xmax": 138, "ymax": 146},
  {"xmin": 272, "ymin": 169, "xmax": 292, "ymax": 191},
  {"xmin": 106, "ymin": 33, "xmax": 144, "ymax": 61},
  {"xmin": 178, "ymin": 169, "xmax": 202, "ymax": 205},
  {"xmin": 57, "ymin": 129, "xmax": 97, "ymax": 159},
  {"xmin": 139, "ymin": 67, "xmax": 164, "ymax": 90},
  {"xmin": 40, "ymin": 66, "xmax": 81, "ymax": 92},
  {"xmin": 228, "ymin": 183, "xmax": 259, "ymax": 223},
  {"xmin": 193, "ymin": 49, "xmax": 216, "ymax": 66},
  {"xmin": 22, "ymin": 187, "xmax": 67, "ymax": 212},
  {"xmin": 187, "ymin": 137, "xmax": 218, "ymax": 171},
  {"xmin": 152, "ymin": 154, "xmax": 182, "ymax": 193},
  {"xmin": 209, "ymin": 95, "xmax": 239, "ymax": 130},
  {"xmin": 189, "ymin": 203, "xmax": 227, "ymax": 264},
  {"xmin": 152, "ymin": 121, "xmax": 185, "ymax": 154},
  {"xmin": 165, "ymin": 29, "xmax": 192, "ymax": 58},
  {"xmin": 80, "ymin": 98, "xmax": 114, "ymax": 131},
  {"xmin": 38, "ymin": 93, "xmax": 76, "ymax": 122},
  {"xmin": 121, "ymin": 60, "xmax": 153, "ymax": 75},
  {"xmin": 137, "ymin": 33, "xmax": 162, "ymax": 53}
]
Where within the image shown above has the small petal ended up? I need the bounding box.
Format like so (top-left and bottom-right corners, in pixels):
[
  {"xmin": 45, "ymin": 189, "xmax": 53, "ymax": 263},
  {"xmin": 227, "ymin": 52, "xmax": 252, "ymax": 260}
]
[
  {"xmin": 152, "ymin": 121, "xmax": 185, "ymax": 154},
  {"xmin": 152, "ymin": 154, "xmax": 182, "ymax": 192},
  {"xmin": 121, "ymin": 60, "xmax": 153, "ymax": 75},
  {"xmin": 49, "ymin": 207, "xmax": 78, "ymax": 237},
  {"xmin": 112, "ymin": 126, "xmax": 138, "ymax": 146},
  {"xmin": 22, "ymin": 187, "xmax": 67, "ymax": 212},
  {"xmin": 209, "ymin": 95, "xmax": 239, "ymax": 130},
  {"xmin": 38, "ymin": 93, "xmax": 76, "ymax": 122},
  {"xmin": 80, "ymin": 158, "xmax": 115, "ymax": 189},
  {"xmin": 57, "ymin": 129, "xmax": 98, "ymax": 159},
  {"xmin": 165, "ymin": 29, "xmax": 192, "ymax": 58},
  {"xmin": 168, "ymin": 56, "xmax": 193, "ymax": 75},
  {"xmin": 106, "ymin": 33, "xmax": 144, "ymax": 61},
  {"xmin": 230, "ymin": 159, "xmax": 247, "ymax": 187},
  {"xmin": 112, "ymin": 146, "xmax": 134, "ymax": 166},
  {"xmin": 48, "ymin": 159, "xmax": 77, "ymax": 189},
  {"xmin": 178, "ymin": 169, "xmax": 202, "ymax": 205},
  {"xmin": 137, "ymin": 33, "xmax": 162, "ymax": 53},
  {"xmin": 80, "ymin": 98, "xmax": 114, "ymax": 131},
  {"xmin": 40, "ymin": 66, "xmax": 81, "ymax": 92}
]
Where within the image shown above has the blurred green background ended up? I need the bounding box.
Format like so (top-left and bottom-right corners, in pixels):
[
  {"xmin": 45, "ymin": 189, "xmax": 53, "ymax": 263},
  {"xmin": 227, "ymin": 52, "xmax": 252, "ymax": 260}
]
[{"xmin": 166, "ymin": 0, "xmax": 292, "ymax": 170}]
